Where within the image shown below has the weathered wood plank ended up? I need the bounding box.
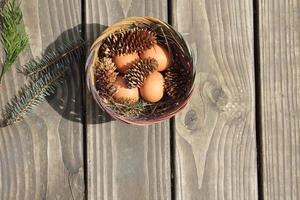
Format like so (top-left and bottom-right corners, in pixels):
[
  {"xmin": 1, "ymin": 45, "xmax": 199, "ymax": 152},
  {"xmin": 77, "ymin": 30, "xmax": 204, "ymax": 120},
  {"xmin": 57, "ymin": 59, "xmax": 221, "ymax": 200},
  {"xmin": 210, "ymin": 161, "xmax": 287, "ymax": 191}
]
[
  {"xmin": 85, "ymin": 0, "xmax": 171, "ymax": 200},
  {"xmin": 0, "ymin": 0, "xmax": 84, "ymax": 199},
  {"xmin": 259, "ymin": 0, "xmax": 300, "ymax": 199},
  {"xmin": 172, "ymin": 0, "xmax": 257, "ymax": 199}
]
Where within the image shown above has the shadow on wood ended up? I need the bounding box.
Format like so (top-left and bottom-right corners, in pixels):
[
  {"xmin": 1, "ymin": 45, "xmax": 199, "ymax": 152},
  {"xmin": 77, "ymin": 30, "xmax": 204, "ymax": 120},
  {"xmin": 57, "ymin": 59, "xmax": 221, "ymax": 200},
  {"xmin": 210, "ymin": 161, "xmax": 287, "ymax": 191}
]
[
  {"xmin": 0, "ymin": 23, "xmax": 114, "ymax": 128},
  {"xmin": 44, "ymin": 23, "xmax": 115, "ymax": 125}
]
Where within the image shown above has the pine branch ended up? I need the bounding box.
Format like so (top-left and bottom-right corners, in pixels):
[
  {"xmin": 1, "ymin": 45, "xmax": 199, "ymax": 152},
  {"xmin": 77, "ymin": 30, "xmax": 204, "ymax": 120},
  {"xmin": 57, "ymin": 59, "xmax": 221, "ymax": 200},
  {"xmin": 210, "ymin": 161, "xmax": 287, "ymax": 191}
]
[
  {"xmin": 20, "ymin": 38, "xmax": 86, "ymax": 78},
  {"xmin": 1, "ymin": 65, "xmax": 67, "ymax": 126},
  {"xmin": 0, "ymin": 0, "xmax": 29, "ymax": 81},
  {"xmin": 0, "ymin": 36, "xmax": 87, "ymax": 126}
]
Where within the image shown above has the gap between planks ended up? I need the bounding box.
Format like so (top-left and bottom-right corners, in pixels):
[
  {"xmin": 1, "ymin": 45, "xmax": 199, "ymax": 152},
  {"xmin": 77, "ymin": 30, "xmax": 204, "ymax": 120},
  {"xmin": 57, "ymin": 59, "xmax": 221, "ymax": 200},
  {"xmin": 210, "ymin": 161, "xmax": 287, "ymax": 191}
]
[
  {"xmin": 253, "ymin": 0, "xmax": 264, "ymax": 200},
  {"xmin": 81, "ymin": 0, "xmax": 88, "ymax": 199}
]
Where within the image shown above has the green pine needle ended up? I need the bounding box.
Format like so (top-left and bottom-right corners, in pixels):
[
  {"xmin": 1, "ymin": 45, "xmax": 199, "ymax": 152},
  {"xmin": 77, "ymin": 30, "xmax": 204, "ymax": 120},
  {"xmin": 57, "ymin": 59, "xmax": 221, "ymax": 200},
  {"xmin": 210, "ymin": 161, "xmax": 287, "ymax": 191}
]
[
  {"xmin": 0, "ymin": 36, "xmax": 86, "ymax": 126},
  {"xmin": 108, "ymin": 99, "xmax": 149, "ymax": 118},
  {"xmin": 20, "ymin": 38, "xmax": 86, "ymax": 78},
  {"xmin": 1, "ymin": 65, "xmax": 67, "ymax": 126},
  {"xmin": 0, "ymin": 0, "xmax": 29, "ymax": 81}
]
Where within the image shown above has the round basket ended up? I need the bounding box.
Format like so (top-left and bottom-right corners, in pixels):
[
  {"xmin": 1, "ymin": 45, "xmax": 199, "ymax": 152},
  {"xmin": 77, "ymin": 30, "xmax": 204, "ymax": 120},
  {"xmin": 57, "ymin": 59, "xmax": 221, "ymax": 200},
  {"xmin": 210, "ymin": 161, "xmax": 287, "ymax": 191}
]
[{"xmin": 85, "ymin": 16, "xmax": 196, "ymax": 125}]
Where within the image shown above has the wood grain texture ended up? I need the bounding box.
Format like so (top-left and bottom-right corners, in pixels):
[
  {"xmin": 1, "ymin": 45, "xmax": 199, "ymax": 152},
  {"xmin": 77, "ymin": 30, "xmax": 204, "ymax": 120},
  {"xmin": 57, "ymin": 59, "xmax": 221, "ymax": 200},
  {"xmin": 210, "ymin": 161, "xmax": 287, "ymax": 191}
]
[
  {"xmin": 85, "ymin": 1, "xmax": 171, "ymax": 200},
  {"xmin": 259, "ymin": 0, "xmax": 300, "ymax": 199},
  {"xmin": 0, "ymin": 0, "xmax": 84, "ymax": 199},
  {"xmin": 172, "ymin": 0, "xmax": 258, "ymax": 199}
]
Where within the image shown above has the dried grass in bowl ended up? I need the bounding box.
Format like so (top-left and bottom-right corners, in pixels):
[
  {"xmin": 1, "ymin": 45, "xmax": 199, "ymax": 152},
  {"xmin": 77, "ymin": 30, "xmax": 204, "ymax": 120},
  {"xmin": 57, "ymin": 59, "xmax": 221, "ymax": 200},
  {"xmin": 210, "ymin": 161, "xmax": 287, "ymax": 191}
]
[{"xmin": 85, "ymin": 16, "xmax": 196, "ymax": 125}]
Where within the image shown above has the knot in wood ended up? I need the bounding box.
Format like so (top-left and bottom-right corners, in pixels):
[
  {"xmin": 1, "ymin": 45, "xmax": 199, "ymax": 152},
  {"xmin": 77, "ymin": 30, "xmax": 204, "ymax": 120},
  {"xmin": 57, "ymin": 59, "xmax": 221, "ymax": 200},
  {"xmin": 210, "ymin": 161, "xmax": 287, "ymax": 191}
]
[
  {"xmin": 210, "ymin": 87, "xmax": 229, "ymax": 111},
  {"xmin": 184, "ymin": 109, "xmax": 198, "ymax": 130}
]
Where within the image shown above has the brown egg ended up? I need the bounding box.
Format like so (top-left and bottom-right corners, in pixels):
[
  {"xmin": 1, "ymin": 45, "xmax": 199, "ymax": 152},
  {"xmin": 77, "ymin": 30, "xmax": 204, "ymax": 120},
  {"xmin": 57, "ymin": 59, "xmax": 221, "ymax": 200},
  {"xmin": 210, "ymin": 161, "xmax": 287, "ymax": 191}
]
[
  {"xmin": 140, "ymin": 71, "xmax": 165, "ymax": 103},
  {"xmin": 140, "ymin": 44, "xmax": 171, "ymax": 71},
  {"xmin": 113, "ymin": 76, "xmax": 139, "ymax": 103},
  {"xmin": 113, "ymin": 53, "xmax": 139, "ymax": 72}
]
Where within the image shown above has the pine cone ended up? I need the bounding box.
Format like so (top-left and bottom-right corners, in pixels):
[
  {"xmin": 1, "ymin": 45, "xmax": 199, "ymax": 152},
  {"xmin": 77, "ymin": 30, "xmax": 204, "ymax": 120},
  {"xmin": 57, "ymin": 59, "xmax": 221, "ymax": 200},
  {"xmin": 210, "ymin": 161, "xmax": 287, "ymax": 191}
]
[
  {"xmin": 124, "ymin": 58, "xmax": 158, "ymax": 88},
  {"xmin": 94, "ymin": 57, "xmax": 118, "ymax": 97},
  {"xmin": 164, "ymin": 63, "xmax": 191, "ymax": 99},
  {"xmin": 101, "ymin": 27, "xmax": 157, "ymax": 56}
]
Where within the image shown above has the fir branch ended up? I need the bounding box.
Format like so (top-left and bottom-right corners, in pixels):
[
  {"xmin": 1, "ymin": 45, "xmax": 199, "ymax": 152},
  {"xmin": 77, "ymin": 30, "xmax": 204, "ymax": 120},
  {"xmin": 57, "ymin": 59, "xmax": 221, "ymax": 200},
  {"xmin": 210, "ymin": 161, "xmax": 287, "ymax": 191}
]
[
  {"xmin": 0, "ymin": 36, "xmax": 87, "ymax": 126},
  {"xmin": 1, "ymin": 65, "xmax": 67, "ymax": 126},
  {"xmin": 20, "ymin": 38, "xmax": 86, "ymax": 78},
  {"xmin": 0, "ymin": 0, "xmax": 29, "ymax": 81}
]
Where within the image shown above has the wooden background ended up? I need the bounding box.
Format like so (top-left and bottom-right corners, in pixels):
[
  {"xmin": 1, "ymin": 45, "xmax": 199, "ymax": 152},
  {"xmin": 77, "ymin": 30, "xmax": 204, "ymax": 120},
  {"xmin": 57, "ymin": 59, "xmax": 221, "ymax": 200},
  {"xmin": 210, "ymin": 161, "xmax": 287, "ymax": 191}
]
[{"xmin": 0, "ymin": 0, "xmax": 299, "ymax": 199}]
